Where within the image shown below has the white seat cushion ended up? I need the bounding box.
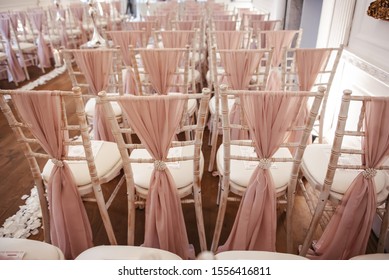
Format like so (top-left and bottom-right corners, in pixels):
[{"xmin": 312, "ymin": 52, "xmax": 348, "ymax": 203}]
[
  {"xmin": 302, "ymin": 144, "xmax": 389, "ymax": 202},
  {"xmin": 75, "ymin": 245, "xmax": 182, "ymax": 260},
  {"xmin": 131, "ymin": 145, "xmax": 204, "ymax": 191},
  {"xmin": 216, "ymin": 250, "xmax": 309, "ymax": 260},
  {"xmin": 217, "ymin": 143, "xmax": 293, "ymax": 193},
  {"xmin": 0, "ymin": 238, "xmax": 64, "ymax": 260},
  {"xmin": 85, "ymin": 97, "xmax": 122, "ymax": 118},
  {"xmin": 13, "ymin": 42, "xmax": 37, "ymax": 52},
  {"xmin": 349, "ymin": 253, "xmax": 389, "ymax": 260},
  {"xmin": 42, "ymin": 140, "xmax": 122, "ymax": 189}
]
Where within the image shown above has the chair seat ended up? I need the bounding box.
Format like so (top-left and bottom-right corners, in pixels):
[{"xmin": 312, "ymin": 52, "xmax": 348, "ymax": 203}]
[
  {"xmin": 349, "ymin": 253, "xmax": 389, "ymax": 260},
  {"xmin": 85, "ymin": 97, "xmax": 122, "ymax": 118},
  {"xmin": 13, "ymin": 42, "xmax": 37, "ymax": 52},
  {"xmin": 131, "ymin": 145, "xmax": 204, "ymax": 197},
  {"xmin": 215, "ymin": 250, "xmax": 309, "ymax": 260},
  {"xmin": 75, "ymin": 245, "xmax": 182, "ymax": 260},
  {"xmin": 42, "ymin": 140, "xmax": 122, "ymax": 196},
  {"xmin": 0, "ymin": 238, "xmax": 64, "ymax": 260},
  {"xmin": 302, "ymin": 144, "xmax": 389, "ymax": 202},
  {"xmin": 217, "ymin": 143, "xmax": 293, "ymax": 196}
]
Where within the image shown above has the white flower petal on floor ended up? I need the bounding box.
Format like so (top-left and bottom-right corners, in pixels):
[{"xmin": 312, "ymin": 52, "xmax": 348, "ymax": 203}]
[{"xmin": 0, "ymin": 186, "xmax": 42, "ymax": 239}]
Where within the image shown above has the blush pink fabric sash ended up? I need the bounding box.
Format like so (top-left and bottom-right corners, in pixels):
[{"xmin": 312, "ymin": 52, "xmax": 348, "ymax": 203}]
[
  {"xmin": 264, "ymin": 31, "xmax": 298, "ymax": 90},
  {"xmin": 218, "ymin": 92, "xmax": 303, "ymax": 252},
  {"xmin": 69, "ymin": 4, "xmax": 87, "ymax": 43},
  {"xmin": 139, "ymin": 49, "xmax": 185, "ymax": 95},
  {"xmin": 118, "ymin": 95, "xmax": 194, "ymax": 260},
  {"xmin": 12, "ymin": 91, "xmax": 93, "ymax": 260},
  {"xmin": 73, "ymin": 50, "xmax": 115, "ymax": 142},
  {"xmin": 28, "ymin": 11, "xmax": 51, "ymax": 68},
  {"xmin": 109, "ymin": 31, "xmax": 145, "ymax": 95},
  {"xmin": 307, "ymin": 100, "xmax": 389, "ymax": 259},
  {"xmin": 288, "ymin": 49, "xmax": 332, "ymax": 150},
  {"xmin": 215, "ymin": 32, "xmax": 245, "ymax": 50},
  {"xmin": 219, "ymin": 51, "xmax": 264, "ymax": 140},
  {"xmin": 0, "ymin": 18, "xmax": 26, "ymax": 83}
]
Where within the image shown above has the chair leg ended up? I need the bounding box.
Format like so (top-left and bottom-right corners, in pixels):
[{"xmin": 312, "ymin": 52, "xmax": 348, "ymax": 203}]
[
  {"xmin": 193, "ymin": 187, "xmax": 207, "ymax": 252},
  {"xmin": 377, "ymin": 196, "xmax": 389, "ymax": 253},
  {"xmin": 299, "ymin": 191, "xmax": 329, "ymax": 256},
  {"xmin": 210, "ymin": 177, "xmax": 229, "ymax": 252},
  {"xmin": 208, "ymin": 114, "xmax": 219, "ymax": 172},
  {"xmin": 92, "ymin": 185, "xmax": 117, "ymax": 245}
]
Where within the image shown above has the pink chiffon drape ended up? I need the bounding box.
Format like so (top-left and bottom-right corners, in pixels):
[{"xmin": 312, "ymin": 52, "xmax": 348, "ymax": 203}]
[
  {"xmin": 119, "ymin": 95, "xmax": 194, "ymax": 260},
  {"xmin": 56, "ymin": 8, "xmax": 68, "ymax": 48},
  {"xmin": 219, "ymin": 51, "xmax": 264, "ymax": 140},
  {"xmin": 288, "ymin": 49, "xmax": 331, "ymax": 149},
  {"xmin": 214, "ymin": 20, "xmax": 237, "ymax": 31},
  {"xmin": 215, "ymin": 32, "xmax": 245, "ymax": 50},
  {"xmin": 218, "ymin": 92, "xmax": 302, "ymax": 252},
  {"xmin": 264, "ymin": 31, "xmax": 298, "ymax": 90},
  {"xmin": 110, "ymin": 31, "xmax": 145, "ymax": 95},
  {"xmin": 69, "ymin": 4, "xmax": 87, "ymax": 43},
  {"xmin": 73, "ymin": 50, "xmax": 115, "ymax": 142},
  {"xmin": 0, "ymin": 18, "xmax": 26, "ymax": 82},
  {"xmin": 160, "ymin": 31, "xmax": 191, "ymax": 48},
  {"xmin": 13, "ymin": 92, "xmax": 93, "ymax": 260},
  {"xmin": 28, "ymin": 11, "xmax": 51, "ymax": 68},
  {"xmin": 307, "ymin": 100, "xmax": 389, "ymax": 259},
  {"xmin": 139, "ymin": 49, "xmax": 185, "ymax": 95}
]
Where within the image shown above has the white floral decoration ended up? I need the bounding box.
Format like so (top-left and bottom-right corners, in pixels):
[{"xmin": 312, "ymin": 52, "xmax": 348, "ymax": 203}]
[{"xmin": 0, "ymin": 187, "xmax": 42, "ymax": 239}]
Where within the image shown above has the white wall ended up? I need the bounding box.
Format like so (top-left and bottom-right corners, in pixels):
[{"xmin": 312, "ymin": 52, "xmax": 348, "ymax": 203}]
[
  {"xmin": 252, "ymin": 0, "xmax": 286, "ymax": 21},
  {"xmin": 347, "ymin": 0, "xmax": 389, "ymax": 74}
]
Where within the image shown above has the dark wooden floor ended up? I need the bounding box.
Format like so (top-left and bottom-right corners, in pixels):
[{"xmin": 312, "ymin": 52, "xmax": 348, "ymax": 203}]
[{"xmin": 0, "ymin": 64, "xmax": 378, "ymax": 257}]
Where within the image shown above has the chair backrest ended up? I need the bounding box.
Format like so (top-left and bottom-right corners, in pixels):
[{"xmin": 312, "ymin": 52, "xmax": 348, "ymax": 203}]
[
  {"xmin": 282, "ymin": 45, "xmax": 344, "ymax": 143},
  {"xmin": 98, "ymin": 87, "xmax": 211, "ymax": 257},
  {"xmin": 217, "ymin": 84, "xmax": 325, "ymax": 252},
  {"xmin": 0, "ymin": 87, "xmax": 101, "ymax": 259},
  {"xmin": 61, "ymin": 48, "xmax": 123, "ymax": 95},
  {"xmin": 129, "ymin": 46, "xmax": 191, "ymax": 96},
  {"xmin": 122, "ymin": 20, "xmax": 159, "ymax": 45}
]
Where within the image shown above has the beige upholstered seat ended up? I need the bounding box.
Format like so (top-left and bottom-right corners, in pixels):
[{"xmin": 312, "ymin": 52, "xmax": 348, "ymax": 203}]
[
  {"xmin": 75, "ymin": 245, "xmax": 182, "ymax": 260},
  {"xmin": 215, "ymin": 250, "xmax": 309, "ymax": 260},
  {"xmin": 0, "ymin": 238, "xmax": 64, "ymax": 260}
]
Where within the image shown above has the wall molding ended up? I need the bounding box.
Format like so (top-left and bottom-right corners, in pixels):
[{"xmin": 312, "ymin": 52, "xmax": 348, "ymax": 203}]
[{"xmin": 342, "ymin": 49, "xmax": 389, "ymax": 86}]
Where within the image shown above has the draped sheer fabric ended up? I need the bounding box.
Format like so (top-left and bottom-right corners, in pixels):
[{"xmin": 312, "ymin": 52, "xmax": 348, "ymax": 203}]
[
  {"xmin": 28, "ymin": 11, "xmax": 51, "ymax": 68},
  {"xmin": 288, "ymin": 49, "xmax": 332, "ymax": 148},
  {"xmin": 252, "ymin": 20, "xmax": 279, "ymax": 32},
  {"xmin": 118, "ymin": 95, "xmax": 195, "ymax": 260},
  {"xmin": 0, "ymin": 18, "xmax": 26, "ymax": 83},
  {"xmin": 160, "ymin": 31, "xmax": 191, "ymax": 48},
  {"xmin": 264, "ymin": 31, "xmax": 298, "ymax": 90},
  {"xmin": 73, "ymin": 50, "xmax": 115, "ymax": 141},
  {"xmin": 56, "ymin": 8, "xmax": 68, "ymax": 48},
  {"xmin": 307, "ymin": 100, "xmax": 389, "ymax": 259},
  {"xmin": 214, "ymin": 32, "xmax": 245, "ymax": 50},
  {"xmin": 139, "ymin": 49, "xmax": 185, "ymax": 95},
  {"xmin": 218, "ymin": 92, "xmax": 303, "ymax": 252},
  {"xmin": 219, "ymin": 51, "xmax": 264, "ymax": 140},
  {"xmin": 69, "ymin": 4, "xmax": 87, "ymax": 43},
  {"xmin": 213, "ymin": 20, "xmax": 237, "ymax": 31},
  {"xmin": 109, "ymin": 31, "xmax": 145, "ymax": 95},
  {"xmin": 12, "ymin": 92, "xmax": 93, "ymax": 260}
]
